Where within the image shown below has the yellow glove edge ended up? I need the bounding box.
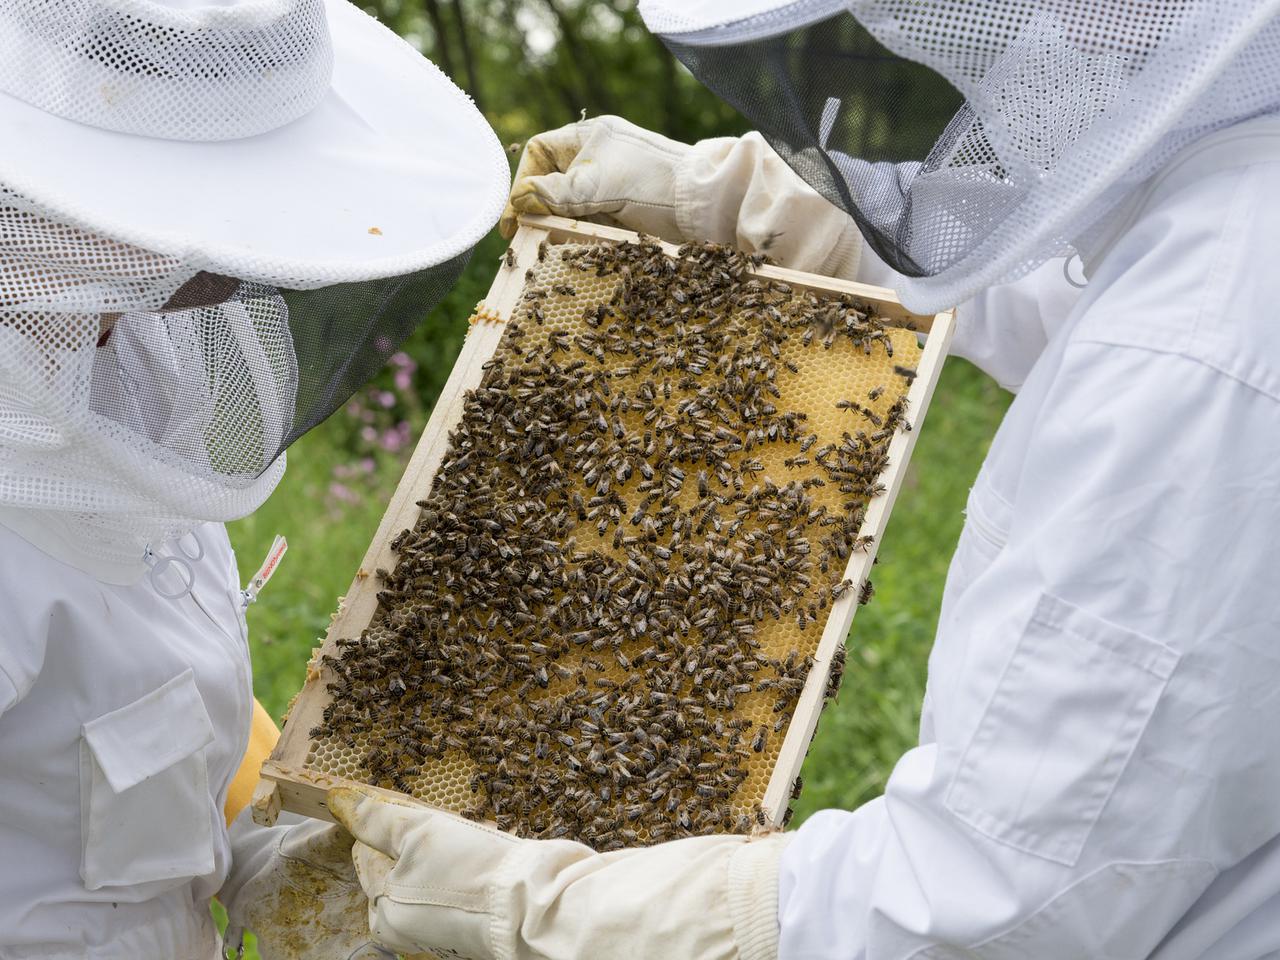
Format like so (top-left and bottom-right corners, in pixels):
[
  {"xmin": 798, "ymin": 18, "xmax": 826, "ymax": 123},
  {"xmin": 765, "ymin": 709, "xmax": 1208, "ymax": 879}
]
[{"xmin": 224, "ymin": 699, "xmax": 281, "ymax": 827}]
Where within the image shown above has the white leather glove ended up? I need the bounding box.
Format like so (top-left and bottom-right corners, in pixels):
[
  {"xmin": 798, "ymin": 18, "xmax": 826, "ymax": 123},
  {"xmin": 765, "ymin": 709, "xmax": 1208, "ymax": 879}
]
[
  {"xmin": 503, "ymin": 116, "xmax": 865, "ymax": 282},
  {"xmin": 329, "ymin": 785, "xmax": 788, "ymax": 960},
  {"xmin": 219, "ymin": 809, "xmax": 394, "ymax": 960},
  {"xmin": 502, "ymin": 115, "xmax": 690, "ymax": 241}
]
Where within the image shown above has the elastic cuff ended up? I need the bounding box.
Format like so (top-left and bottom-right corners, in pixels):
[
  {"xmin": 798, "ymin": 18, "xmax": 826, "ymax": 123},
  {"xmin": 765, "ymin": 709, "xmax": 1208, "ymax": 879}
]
[
  {"xmin": 826, "ymin": 217, "xmax": 864, "ymax": 282},
  {"xmin": 727, "ymin": 833, "xmax": 788, "ymax": 960}
]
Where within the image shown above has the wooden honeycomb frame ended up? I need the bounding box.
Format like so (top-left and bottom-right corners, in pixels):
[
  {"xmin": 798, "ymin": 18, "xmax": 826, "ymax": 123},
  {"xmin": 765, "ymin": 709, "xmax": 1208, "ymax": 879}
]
[{"xmin": 252, "ymin": 214, "xmax": 955, "ymax": 829}]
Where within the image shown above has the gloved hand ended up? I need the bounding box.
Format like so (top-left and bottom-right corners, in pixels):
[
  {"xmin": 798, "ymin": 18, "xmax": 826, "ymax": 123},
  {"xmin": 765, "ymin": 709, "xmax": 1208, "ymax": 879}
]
[
  {"xmin": 501, "ymin": 115, "xmax": 691, "ymax": 241},
  {"xmin": 503, "ymin": 116, "xmax": 868, "ymax": 283},
  {"xmin": 219, "ymin": 809, "xmax": 394, "ymax": 960},
  {"xmin": 330, "ymin": 785, "xmax": 788, "ymax": 960}
]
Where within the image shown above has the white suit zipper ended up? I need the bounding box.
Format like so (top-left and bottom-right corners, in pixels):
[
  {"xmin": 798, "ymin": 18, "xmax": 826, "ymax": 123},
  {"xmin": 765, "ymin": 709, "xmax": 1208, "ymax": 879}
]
[{"xmin": 149, "ymin": 529, "xmax": 254, "ymax": 825}]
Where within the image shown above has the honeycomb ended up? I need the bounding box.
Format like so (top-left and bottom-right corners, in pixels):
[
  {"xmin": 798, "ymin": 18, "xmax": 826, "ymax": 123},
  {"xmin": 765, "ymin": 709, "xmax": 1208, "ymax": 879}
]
[{"xmin": 307, "ymin": 237, "xmax": 920, "ymax": 846}]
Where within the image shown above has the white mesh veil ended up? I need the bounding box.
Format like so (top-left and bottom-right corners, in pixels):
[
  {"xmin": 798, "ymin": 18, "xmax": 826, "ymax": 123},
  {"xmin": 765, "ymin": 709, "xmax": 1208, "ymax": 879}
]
[
  {"xmin": 639, "ymin": 0, "xmax": 1280, "ymax": 312},
  {"xmin": 0, "ymin": 189, "xmax": 295, "ymax": 565},
  {"xmin": 0, "ymin": 0, "xmax": 509, "ymax": 572}
]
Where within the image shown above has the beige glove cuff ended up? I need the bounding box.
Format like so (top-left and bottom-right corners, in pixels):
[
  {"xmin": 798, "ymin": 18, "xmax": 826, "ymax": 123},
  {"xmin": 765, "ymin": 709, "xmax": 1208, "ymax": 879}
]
[
  {"xmin": 488, "ymin": 836, "xmax": 596, "ymax": 960},
  {"xmin": 826, "ymin": 218, "xmax": 865, "ymax": 283},
  {"xmin": 728, "ymin": 834, "xmax": 789, "ymax": 960},
  {"xmin": 489, "ymin": 830, "xmax": 787, "ymax": 960},
  {"xmin": 674, "ymin": 135, "xmax": 737, "ymax": 244},
  {"xmin": 675, "ymin": 133, "xmax": 864, "ymax": 282}
]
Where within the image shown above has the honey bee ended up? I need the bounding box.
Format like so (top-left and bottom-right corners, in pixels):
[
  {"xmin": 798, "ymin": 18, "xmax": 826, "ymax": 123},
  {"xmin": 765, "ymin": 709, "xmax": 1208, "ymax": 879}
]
[{"xmin": 751, "ymin": 726, "xmax": 767, "ymax": 753}]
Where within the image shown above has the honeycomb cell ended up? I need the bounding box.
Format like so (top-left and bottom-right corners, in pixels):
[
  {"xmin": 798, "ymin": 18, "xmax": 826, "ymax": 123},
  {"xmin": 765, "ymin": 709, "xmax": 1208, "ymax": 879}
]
[{"xmin": 305, "ymin": 238, "xmax": 921, "ymax": 844}]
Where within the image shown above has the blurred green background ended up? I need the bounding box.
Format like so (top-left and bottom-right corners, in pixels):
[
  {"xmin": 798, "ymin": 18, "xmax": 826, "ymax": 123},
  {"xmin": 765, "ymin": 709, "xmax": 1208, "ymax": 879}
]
[{"xmin": 228, "ymin": 0, "xmax": 1009, "ymax": 832}]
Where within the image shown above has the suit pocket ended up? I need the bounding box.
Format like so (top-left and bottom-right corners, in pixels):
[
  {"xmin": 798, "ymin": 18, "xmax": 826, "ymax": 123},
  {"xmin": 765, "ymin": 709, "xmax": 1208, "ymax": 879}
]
[
  {"xmin": 945, "ymin": 594, "xmax": 1179, "ymax": 866},
  {"xmin": 79, "ymin": 668, "xmax": 216, "ymax": 890}
]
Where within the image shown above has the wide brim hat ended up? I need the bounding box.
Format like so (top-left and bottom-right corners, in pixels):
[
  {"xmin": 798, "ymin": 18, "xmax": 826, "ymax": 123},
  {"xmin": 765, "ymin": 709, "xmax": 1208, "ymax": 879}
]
[
  {"xmin": 0, "ymin": 0, "xmax": 510, "ymax": 570},
  {"xmin": 0, "ymin": 0, "xmax": 509, "ymax": 286}
]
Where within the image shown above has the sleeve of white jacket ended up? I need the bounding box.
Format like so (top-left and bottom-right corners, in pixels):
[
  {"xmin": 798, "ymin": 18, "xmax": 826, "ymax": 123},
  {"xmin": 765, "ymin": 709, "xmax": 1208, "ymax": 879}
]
[
  {"xmin": 947, "ymin": 259, "xmax": 1085, "ymax": 392},
  {"xmin": 0, "ymin": 628, "xmax": 43, "ymax": 718},
  {"xmin": 776, "ymin": 341, "xmax": 1280, "ymax": 957}
]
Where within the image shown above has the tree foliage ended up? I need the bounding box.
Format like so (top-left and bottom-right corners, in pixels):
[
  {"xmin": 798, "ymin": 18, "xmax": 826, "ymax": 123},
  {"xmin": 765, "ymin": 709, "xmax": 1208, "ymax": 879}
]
[{"xmin": 362, "ymin": 0, "xmax": 751, "ymax": 145}]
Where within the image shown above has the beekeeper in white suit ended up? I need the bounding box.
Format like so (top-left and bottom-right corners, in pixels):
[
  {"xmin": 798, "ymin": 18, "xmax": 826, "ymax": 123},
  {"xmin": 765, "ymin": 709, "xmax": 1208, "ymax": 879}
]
[
  {"xmin": 330, "ymin": 2, "xmax": 1280, "ymax": 958},
  {"xmin": 0, "ymin": 0, "xmax": 508, "ymax": 956}
]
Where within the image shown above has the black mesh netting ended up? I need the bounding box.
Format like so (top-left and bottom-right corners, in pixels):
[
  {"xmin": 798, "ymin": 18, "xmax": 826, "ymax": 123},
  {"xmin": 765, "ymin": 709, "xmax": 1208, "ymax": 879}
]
[
  {"xmin": 94, "ymin": 248, "xmax": 473, "ymax": 483},
  {"xmin": 664, "ymin": 12, "xmax": 967, "ymax": 277},
  {"xmin": 280, "ymin": 248, "xmax": 472, "ymax": 449}
]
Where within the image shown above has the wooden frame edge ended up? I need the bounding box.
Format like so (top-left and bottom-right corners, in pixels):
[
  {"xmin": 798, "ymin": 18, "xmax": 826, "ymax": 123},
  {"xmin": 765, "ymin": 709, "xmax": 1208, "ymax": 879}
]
[{"xmin": 759, "ymin": 305, "xmax": 955, "ymax": 820}]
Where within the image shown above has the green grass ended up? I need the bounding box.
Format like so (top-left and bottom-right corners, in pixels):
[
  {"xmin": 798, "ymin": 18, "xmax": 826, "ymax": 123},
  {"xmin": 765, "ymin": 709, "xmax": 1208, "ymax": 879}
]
[
  {"xmin": 228, "ymin": 431, "xmax": 400, "ymax": 720},
  {"xmin": 227, "ymin": 354, "xmax": 1009, "ymax": 825}
]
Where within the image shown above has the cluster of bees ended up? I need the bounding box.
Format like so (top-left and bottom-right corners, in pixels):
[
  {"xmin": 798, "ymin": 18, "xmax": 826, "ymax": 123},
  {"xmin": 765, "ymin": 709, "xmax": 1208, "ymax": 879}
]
[{"xmin": 313, "ymin": 235, "xmax": 918, "ymax": 849}]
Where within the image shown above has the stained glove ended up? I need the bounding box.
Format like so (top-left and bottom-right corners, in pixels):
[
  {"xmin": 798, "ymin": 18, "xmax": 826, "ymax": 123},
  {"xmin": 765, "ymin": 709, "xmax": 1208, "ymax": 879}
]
[
  {"xmin": 330, "ymin": 784, "xmax": 788, "ymax": 960},
  {"xmin": 219, "ymin": 808, "xmax": 393, "ymax": 960},
  {"xmin": 503, "ymin": 115, "xmax": 866, "ymax": 282}
]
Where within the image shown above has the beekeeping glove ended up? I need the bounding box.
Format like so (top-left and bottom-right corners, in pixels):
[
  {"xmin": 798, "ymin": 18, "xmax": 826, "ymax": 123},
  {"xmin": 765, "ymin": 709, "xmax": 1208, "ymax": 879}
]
[
  {"xmin": 502, "ymin": 115, "xmax": 690, "ymax": 242},
  {"xmin": 329, "ymin": 784, "xmax": 787, "ymax": 960},
  {"xmin": 504, "ymin": 116, "xmax": 865, "ymax": 282},
  {"xmin": 219, "ymin": 809, "xmax": 394, "ymax": 960}
]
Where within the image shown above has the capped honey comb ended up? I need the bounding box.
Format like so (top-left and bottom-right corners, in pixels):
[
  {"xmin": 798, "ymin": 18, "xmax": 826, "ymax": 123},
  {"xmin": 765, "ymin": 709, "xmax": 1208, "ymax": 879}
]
[{"xmin": 301, "ymin": 231, "xmax": 922, "ymax": 849}]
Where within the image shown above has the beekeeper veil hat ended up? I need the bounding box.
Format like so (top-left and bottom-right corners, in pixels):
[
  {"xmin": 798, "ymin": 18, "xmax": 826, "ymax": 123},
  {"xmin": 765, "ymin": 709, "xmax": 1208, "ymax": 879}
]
[
  {"xmin": 638, "ymin": 0, "xmax": 1280, "ymax": 312},
  {"xmin": 0, "ymin": 0, "xmax": 508, "ymax": 576}
]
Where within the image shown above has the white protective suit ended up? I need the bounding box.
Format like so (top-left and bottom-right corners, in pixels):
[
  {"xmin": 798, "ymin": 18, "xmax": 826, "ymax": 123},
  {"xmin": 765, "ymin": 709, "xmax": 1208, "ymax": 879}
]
[
  {"xmin": 0, "ymin": 517, "xmax": 386, "ymax": 960},
  {"xmin": 0, "ymin": 521, "xmax": 254, "ymax": 958},
  {"xmin": 0, "ymin": 0, "xmax": 508, "ymax": 951},
  {"xmin": 347, "ymin": 112, "xmax": 1280, "ymax": 959},
  {"xmin": 763, "ymin": 117, "xmax": 1280, "ymax": 957},
  {"xmin": 680, "ymin": 114, "xmax": 1280, "ymax": 960}
]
